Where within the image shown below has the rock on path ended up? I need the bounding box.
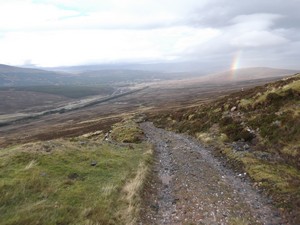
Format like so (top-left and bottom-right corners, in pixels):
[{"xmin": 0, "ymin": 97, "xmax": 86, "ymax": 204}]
[{"xmin": 139, "ymin": 122, "xmax": 285, "ymax": 225}]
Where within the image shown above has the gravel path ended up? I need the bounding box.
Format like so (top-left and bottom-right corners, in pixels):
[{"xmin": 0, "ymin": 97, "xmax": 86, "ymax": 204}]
[{"xmin": 139, "ymin": 122, "xmax": 286, "ymax": 225}]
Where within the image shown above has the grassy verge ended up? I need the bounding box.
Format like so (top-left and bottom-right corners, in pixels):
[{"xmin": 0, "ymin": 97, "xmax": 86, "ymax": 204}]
[
  {"xmin": 0, "ymin": 119, "xmax": 152, "ymax": 225},
  {"xmin": 203, "ymin": 138, "xmax": 300, "ymax": 220}
]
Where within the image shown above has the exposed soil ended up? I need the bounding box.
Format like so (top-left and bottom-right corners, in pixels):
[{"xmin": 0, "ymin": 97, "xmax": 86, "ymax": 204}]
[{"xmin": 139, "ymin": 122, "xmax": 287, "ymax": 225}]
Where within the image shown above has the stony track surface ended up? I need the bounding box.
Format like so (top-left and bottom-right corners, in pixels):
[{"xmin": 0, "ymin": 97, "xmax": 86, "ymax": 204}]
[{"xmin": 139, "ymin": 122, "xmax": 286, "ymax": 225}]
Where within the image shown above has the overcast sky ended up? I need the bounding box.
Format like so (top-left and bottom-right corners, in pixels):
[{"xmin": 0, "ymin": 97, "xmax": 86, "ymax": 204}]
[{"xmin": 0, "ymin": 0, "xmax": 299, "ymax": 69}]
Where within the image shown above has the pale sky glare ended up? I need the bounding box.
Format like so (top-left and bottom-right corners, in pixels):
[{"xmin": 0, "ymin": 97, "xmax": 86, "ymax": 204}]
[{"xmin": 0, "ymin": 0, "xmax": 299, "ymax": 69}]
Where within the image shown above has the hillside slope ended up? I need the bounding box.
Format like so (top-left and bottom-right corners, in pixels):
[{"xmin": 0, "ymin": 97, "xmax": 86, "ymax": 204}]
[
  {"xmin": 0, "ymin": 64, "xmax": 166, "ymax": 87},
  {"xmin": 0, "ymin": 64, "xmax": 72, "ymax": 86},
  {"xmin": 0, "ymin": 64, "xmax": 170, "ymax": 87},
  {"xmin": 1, "ymin": 64, "xmax": 298, "ymax": 87},
  {"xmin": 201, "ymin": 67, "xmax": 298, "ymax": 82},
  {"xmin": 151, "ymin": 73, "xmax": 300, "ymax": 223},
  {"xmin": 0, "ymin": 118, "xmax": 152, "ymax": 225}
]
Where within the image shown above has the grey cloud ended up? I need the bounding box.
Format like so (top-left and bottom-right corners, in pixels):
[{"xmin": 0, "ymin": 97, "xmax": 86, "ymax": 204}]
[
  {"xmin": 231, "ymin": 31, "xmax": 288, "ymax": 48},
  {"xmin": 188, "ymin": 0, "xmax": 300, "ymax": 29},
  {"xmin": 1, "ymin": 0, "xmax": 299, "ymax": 69},
  {"xmin": 174, "ymin": 0, "xmax": 300, "ymax": 69}
]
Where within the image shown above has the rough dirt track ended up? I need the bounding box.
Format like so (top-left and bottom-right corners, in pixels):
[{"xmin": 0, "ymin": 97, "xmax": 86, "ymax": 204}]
[{"xmin": 139, "ymin": 122, "xmax": 286, "ymax": 225}]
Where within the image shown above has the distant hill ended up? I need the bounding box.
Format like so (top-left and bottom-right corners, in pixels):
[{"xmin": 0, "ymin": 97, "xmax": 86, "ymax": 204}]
[
  {"xmin": 0, "ymin": 64, "xmax": 203, "ymax": 87},
  {"xmin": 74, "ymin": 70, "xmax": 168, "ymax": 84},
  {"xmin": 1, "ymin": 64, "xmax": 298, "ymax": 87},
  {"xmin": 0, "ymin": 64, "xmax": 72, "ymax": 86},
  {"xmin": 204, "ymin": 67, "xmax": 299, "ymax": 82},
  {"xmin": 156, "ymin": 67, "xmax": 299, "ymax": 88},
  {"xmin": 0, "ymin": 64, "xmax": 166, "ymax": 87},
  {"xmin": 46, "ymin": 61, "xmax": 223, "ymax": 73}
]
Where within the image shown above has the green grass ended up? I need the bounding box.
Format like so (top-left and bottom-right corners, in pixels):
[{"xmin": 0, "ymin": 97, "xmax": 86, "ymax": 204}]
[
  {"xmin": 111, "ymin": 119, "xmax": 144, "ymax": 143},
  {"xmin": 281, "ymin": 79, "xmax": 300, "ymax": 91},
  {"xmin": 0, "ymin": 128, "xmax": 152, "ymax": 225},
  {"xmin": 238, "ymin": 98, "xmax": 253, "ymax": 109}
]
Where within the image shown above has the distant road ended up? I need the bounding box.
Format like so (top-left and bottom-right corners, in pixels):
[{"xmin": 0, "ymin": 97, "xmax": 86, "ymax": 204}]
[{"xmin": 0, "ymin": 86, "xmax": 149, "ymax": 126}]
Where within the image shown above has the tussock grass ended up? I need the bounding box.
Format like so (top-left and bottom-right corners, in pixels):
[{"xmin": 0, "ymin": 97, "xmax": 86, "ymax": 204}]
[
  {"xmin": 111, "ymin": 119, "xmax": 144, "ymax": 143},
  {"xmin": 118, "ymin": 148, "xmax": 153, "ymax": 225},
  {"xmin": 0, "ymin": 120, "xmax": 152, "ymax": 225},
  {"xmin": 228, "ymin": 217, "xmax": 250, "ymax": 225}
]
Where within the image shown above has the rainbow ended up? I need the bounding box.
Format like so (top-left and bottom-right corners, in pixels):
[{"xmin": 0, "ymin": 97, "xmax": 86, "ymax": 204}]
[{"xmin": 230, "ymin": 50, "xmax": 242, "ymax": 80}]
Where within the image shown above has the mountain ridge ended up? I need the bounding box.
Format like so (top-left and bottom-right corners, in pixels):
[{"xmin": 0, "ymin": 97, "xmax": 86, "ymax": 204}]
[{"xmin": 0, "ymin": 63, "xmax": 299, "ymax": 87}]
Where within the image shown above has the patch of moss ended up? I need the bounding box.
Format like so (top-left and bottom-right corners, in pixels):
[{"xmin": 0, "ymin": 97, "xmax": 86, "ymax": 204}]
[
  {"xmin": 196, "ymin": 132, "xmax": 214, "ymax": 145},
  {"xmin": 219, "ymin": 133, "xmax": 229, "ymax": 142},
  {"xmin": 228, "ymin": 217, "xmax": 250, "ymax": 225},
  {"xmin": 243, "ymin": 159, "xmax": 300, "ymax": 200},
  {"xmin": 111, "ymin": 119, "xmax": 144, "ymax": 143},
  {"xmin": 238, "ymin": 98, "xmax": 253, "ymax": 110},
  {"xmin": 280, "ymin": 145, "xmax": 300, "ymax": 157}
]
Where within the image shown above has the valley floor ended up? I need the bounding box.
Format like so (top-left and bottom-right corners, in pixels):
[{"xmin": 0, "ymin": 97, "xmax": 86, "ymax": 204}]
[{"xmin": 139, "ymin": 122, "xmax": 286, "ymax": 225}]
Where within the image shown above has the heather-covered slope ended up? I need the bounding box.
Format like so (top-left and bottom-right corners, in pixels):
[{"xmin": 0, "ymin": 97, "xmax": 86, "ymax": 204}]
[{"xmin": 151, "ymin": 73, "xmax": 300, "ymax": 223}]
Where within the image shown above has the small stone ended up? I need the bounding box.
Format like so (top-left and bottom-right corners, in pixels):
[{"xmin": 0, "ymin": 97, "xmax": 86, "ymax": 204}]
[
  {"xmin": 150, "ymin": 203, "xmax": 159, "ymax": 212},
  {"xmin": 172, "ymin": 198, "xmax": 179, "ymax": 204},
  {"xmin": 254, "ymin": 203, "xmax": 260, "ymax": 209},
  {"xmin": 243, "ymin": 144, "xmax": 250, "ymax": 150},
  {"xmin": 272, "ymin": 120, "xmax": 281, "ymax": 126},
  {"xmin": 90, "ymin": 161, "xmax": 97, "ymax": 166},
  {"xmin": 68, "ymin": 172, "xmax": 79, "ymax": 180},
  {"xmin": 40, "ymin": 172, "xmax": 47, "ymax": 177},
  {"xmin": 231, "ymin": 106, "xmax": 237, "ymax": 112}
]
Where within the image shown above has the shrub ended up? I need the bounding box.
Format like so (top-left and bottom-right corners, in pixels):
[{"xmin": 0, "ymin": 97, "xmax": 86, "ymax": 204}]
[
  {"xmin": 221, "ymin": 122, "xmax": 254, "ymax": 142},
  {"xmin": 220, "ymin": 116, "xmax": 234, "ymax": 126}
]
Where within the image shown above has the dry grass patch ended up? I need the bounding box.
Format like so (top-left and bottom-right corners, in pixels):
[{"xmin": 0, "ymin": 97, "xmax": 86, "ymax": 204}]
[{"xmin": 118, "ymin": 148, "xmax": 153, "ymax": 225}]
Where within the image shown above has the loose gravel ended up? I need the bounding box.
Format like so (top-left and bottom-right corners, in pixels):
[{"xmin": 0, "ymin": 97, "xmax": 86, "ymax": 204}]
[{"xmin": 139, "ymin": 122, "xmax": 286, "ymax": 225}]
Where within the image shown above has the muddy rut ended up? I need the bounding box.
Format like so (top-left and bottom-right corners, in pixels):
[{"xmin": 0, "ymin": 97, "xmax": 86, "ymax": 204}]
[{"xmin": 139, "ymin": 122, "xmax": 286, "ymax": 225}]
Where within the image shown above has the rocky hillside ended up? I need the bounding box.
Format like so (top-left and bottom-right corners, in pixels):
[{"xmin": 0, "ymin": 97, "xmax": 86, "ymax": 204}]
[{"xmin": 150, "ymin": 73, "xmax": 300, "ymax": 223}]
